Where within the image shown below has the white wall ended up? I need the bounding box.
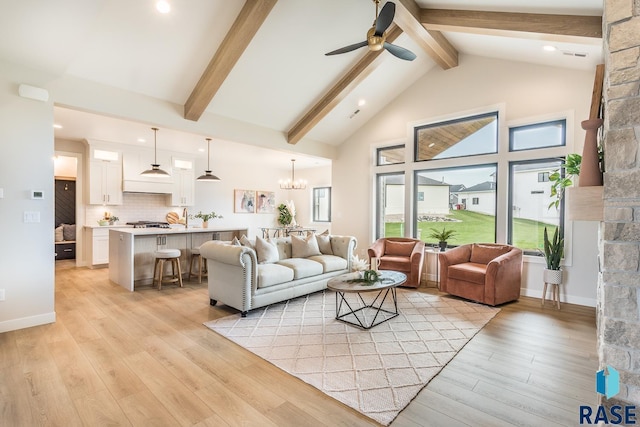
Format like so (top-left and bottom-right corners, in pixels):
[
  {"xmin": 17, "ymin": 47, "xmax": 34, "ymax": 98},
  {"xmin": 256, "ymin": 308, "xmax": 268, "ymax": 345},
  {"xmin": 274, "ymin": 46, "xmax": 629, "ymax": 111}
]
[
  {"xmin": 332, "ymin": 55, "xmax": 600, "ymax": 306},
  {"xmin": 0, "ymin": 62, "xmax": 56, "ymax": 332}
]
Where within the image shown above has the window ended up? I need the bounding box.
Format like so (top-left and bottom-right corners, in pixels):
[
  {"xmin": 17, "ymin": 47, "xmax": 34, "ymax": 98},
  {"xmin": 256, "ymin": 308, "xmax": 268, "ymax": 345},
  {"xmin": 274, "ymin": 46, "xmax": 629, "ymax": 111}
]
[
  {"xmin": 377, "ymin": 145, "xmax": 405, "ymax": 165},
  {"xmin": 509, "ymin": 120, "xmax": 566, "ymax": 151},
  {"xmin": 509, "ymin": 159, "xmax": 564, "ymax": 254},
  {"xmin": 312, "ymin": 187, "xmax": 331, "ymax": 222},
  {"xmin": 414, "ymin": 164, "xmax": 497, "ymax": 245},
  {"xmin": 376, "ymin": 173, "xmax": 404, "ymax": 238},
  {"xmin": 538, "ymin": 172, "xmax": 550, "ymax": 182},
  {"xmin": 415, "ymin": 112, "xmax": 498, "ymax": 161}
]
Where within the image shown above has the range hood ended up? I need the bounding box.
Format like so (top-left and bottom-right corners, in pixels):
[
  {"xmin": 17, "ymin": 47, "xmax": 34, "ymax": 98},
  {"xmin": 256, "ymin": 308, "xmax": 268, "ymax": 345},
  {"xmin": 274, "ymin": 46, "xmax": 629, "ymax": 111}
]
[{"xmin": 122, "ymin": 180, "xmax": 173, "ymax": 194}]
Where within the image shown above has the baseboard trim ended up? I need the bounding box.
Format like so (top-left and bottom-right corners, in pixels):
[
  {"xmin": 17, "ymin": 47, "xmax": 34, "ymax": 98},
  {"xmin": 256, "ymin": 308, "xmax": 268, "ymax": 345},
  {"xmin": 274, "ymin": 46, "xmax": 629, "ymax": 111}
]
[
  {"xmin": 0, "ymin": 312, "xmax": 56, "ymax": 333},
  {"xmin": 520, "ymin": 288, "xmax": 596, "ymax": 308}
]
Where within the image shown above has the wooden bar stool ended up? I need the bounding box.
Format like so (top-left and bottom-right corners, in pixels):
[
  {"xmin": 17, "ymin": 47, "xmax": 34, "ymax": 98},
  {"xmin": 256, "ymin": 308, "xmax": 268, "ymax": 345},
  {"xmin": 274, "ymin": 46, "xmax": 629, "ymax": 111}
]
[
  {"xmin": 153, "ymin": 249, "xmax": 183, "ymax": 290},
  {"xmin": 188, "ymin": 246, "xmax": 207, "ymax": 283}
]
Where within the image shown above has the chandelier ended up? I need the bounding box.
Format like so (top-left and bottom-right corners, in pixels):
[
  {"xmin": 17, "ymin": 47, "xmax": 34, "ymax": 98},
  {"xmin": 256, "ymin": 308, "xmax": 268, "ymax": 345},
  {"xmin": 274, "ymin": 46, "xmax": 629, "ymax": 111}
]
[{"xmin": 279, "ymin": 159, "xmax": 307, "ymax": 190}]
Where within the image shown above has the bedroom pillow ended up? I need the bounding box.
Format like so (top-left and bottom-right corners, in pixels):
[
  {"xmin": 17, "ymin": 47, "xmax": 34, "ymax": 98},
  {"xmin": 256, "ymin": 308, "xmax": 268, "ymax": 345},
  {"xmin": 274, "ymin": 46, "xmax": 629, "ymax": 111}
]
[
  {"xmin": 63, "ymin": 224, "xmax": 76, "ymax": 241},
  {"xmin": 292, "ymin": 233, "xmax": 321, "ymax": 258},
  {"xmin": 315, "ymin": 233, "xmax": 333, "ymax": 255},
  {"xmin": 255, "ymin": 236, "xmax": 279, "ymax": 264},
  {"xmin": 55, "ymin": 225, "xmax": 64, "ymax": 242}
]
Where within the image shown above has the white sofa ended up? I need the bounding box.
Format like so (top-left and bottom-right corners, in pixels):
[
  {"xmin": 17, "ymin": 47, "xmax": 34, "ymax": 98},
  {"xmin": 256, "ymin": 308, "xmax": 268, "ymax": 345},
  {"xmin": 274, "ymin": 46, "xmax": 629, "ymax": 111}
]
[{"xmin": 199, "ymin": 235, "xmax": 357, "ymax": 316}]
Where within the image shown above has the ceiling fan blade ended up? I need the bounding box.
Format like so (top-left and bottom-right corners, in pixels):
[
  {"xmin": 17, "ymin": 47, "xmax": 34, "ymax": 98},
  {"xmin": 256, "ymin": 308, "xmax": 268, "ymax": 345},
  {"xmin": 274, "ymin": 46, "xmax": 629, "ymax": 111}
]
[
  {"xmin": 375, "ymin": 2, "xmax": 395, "ymax": 36},
  {"xmin": 325, "ymin": 41, "xmax": 368, "ymax": 56},
  {"xmin": 384, "ymin": 42, "xmax": 417, "ymax": 61}
]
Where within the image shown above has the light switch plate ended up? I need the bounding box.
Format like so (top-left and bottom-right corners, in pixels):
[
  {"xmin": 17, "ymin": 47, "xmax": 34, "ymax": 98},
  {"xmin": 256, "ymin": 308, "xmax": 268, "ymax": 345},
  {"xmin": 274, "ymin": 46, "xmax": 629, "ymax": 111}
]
[
  {"xmin": 0, "ymin": 289, "xmax": 5, "ymax": 301},
  {"xmin": 0, "ymin": 188, "xmax": 3, "ymax": 198}
]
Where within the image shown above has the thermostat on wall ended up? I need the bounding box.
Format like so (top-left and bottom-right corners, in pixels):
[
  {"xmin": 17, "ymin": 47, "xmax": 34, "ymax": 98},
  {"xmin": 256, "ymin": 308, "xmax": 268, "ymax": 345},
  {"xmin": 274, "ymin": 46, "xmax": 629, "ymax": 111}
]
[{"xmin": 31, "ymin": 190, "xmax": 44, "ymax": 200}]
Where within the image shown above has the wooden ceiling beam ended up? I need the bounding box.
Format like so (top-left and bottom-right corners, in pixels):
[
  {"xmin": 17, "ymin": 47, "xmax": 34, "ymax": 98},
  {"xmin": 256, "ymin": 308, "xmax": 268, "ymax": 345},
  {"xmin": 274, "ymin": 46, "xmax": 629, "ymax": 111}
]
[
  {"xmin": 419, "ymin": 9, "xmax": 602, "ymax": 43},
  {"xmin": 287, "ymin": 25, "xmax": 404, "ymax": 145},
  {"xmin": 394, "ymin": 0, "xmax": 458, "ymax": 69},
  {"xmin": 184, "ymin": 0, "xmax": 278, "ymax": 122}
]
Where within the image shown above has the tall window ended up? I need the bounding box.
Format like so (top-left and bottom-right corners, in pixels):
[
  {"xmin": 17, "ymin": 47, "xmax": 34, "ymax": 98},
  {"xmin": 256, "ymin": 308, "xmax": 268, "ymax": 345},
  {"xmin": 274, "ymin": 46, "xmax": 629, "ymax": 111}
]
[
  {"xmin": 312, "ymin": 187, "xmax": 331, "ymax": 222},
  {"xmin": 376, "ymin": 173, "xmax": 405, "ymax": 238},
  {"xmin": 414, "ymin": 164, "xmax": 497, "ymax": 246},
  {"xmin": 509, "ymin": 159, "xmax": 563, "ymax": 253},
  {"xmin": 415, "ymin": 112, "xmax": 498, "ymax": 161}
]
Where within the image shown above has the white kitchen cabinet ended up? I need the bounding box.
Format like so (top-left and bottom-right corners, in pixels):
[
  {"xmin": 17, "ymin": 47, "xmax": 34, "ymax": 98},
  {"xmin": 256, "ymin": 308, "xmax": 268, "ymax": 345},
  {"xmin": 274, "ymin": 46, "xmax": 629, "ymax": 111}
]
[
  {"xmin": 88, "ymin": 148, "xmax": 123, "ymax": 205},
  {"xmin": 170, "ymin": 157, "xmax": 195, "ymax": 206},
  {"xmin": 86, "ymin": 227, "xmax": 110, "ymax": 267}
]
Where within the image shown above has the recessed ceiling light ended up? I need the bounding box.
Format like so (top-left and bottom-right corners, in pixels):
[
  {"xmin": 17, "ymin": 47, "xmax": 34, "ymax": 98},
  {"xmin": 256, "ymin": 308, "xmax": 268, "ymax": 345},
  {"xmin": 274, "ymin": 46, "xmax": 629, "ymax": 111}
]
[
  {"xmin": 543, "ymin": 45, "xmax": 557, "ymax": 52},
  {"xmin": 358, "ymin": 99, "xmax": 366, "ymax": 107},
  {"xmin": 428, "ymin": 143, "xmax": 435, "ymax": 148},
  {"xmin": 53, "ymin": 124, "xmax": 63, "ymax": 129},
  {"xmin": 156, "ymin": 1, "xmax": 170, "ymax": 14},
  {"xmin": 198, "ymin": 148, "xmax": 205, "ymax": 152},
  {"xmin": 137, "ymin": 138, "xmax": 146, "ymax": 143}
]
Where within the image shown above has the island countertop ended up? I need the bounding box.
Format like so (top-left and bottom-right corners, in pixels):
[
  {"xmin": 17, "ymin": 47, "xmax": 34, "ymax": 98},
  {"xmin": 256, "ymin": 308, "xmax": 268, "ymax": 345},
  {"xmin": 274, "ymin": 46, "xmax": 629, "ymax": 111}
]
[
  {"xmin": 110, "ymin": 226, "xmax": 240, "ymax": 236},
  {"xmin": 108, "ymin": 226, "xmax": 247, "ymax": 291}
]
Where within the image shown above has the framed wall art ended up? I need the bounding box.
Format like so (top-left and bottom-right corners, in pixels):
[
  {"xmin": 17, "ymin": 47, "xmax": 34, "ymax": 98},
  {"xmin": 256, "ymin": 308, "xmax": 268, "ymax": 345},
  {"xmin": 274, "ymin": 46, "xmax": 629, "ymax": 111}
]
[
  {"xmin": 234, "ymin": 189, "xmax": 256, "ymax": 213},
  {"xmin": 256, "ymin": 190, "xmax": 276, "ymax": 213}
]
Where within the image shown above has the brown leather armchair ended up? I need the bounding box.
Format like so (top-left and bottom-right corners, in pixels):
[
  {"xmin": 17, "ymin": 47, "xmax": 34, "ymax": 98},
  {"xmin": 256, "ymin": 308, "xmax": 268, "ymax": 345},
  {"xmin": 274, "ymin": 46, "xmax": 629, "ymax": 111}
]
[
  {"xmin": 368, "ymin": 237, "xmax": 425, "ymax": 288},
  {"xmin": 438, "ymin": 243, "xmax": 522, "ymax": 306}
]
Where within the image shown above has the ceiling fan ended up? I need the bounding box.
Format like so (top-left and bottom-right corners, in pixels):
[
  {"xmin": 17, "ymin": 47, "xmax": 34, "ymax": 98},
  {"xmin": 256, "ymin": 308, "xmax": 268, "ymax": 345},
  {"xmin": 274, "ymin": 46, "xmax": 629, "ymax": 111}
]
[{"xmin": 325, "ymin": 0, "xmax": 416, "ymax": 61}]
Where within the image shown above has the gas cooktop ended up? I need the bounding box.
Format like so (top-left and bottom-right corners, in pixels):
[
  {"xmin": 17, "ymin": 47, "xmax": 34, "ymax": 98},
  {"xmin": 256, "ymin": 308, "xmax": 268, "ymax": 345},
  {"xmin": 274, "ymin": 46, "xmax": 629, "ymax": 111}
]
[{"xmin": 126, "ymin": 221, "xmax": 171, "ymax": 229}]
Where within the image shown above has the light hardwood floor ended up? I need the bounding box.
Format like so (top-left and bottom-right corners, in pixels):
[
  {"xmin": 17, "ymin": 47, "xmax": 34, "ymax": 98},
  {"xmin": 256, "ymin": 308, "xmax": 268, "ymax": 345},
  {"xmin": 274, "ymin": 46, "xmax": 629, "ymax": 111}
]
[{"xmin": 0, "ymin": 261, "xmax": 597, "ymax": 426}]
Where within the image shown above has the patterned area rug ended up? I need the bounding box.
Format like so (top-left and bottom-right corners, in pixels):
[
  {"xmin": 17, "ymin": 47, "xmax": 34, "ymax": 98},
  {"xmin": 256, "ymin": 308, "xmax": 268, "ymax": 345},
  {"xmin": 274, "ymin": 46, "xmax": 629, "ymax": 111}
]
[{"xmin": 204, "ymin": 289, "xmax": 499, "ymax": 425}]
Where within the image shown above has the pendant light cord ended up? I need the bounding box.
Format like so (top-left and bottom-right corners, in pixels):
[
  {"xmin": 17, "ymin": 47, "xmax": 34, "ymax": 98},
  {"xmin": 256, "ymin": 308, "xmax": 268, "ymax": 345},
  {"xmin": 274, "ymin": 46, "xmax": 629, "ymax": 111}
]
[{"xmin": 152, "ymin": 127, "xmax": 159, "ymax": 164}]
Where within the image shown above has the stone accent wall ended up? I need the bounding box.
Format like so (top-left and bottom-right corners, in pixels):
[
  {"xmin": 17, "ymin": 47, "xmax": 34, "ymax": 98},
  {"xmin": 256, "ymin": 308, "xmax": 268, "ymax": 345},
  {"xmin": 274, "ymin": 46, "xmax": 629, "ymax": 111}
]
[{"xmin": 600, "ymin": 0, "xmax": 640, "ymax": 406}]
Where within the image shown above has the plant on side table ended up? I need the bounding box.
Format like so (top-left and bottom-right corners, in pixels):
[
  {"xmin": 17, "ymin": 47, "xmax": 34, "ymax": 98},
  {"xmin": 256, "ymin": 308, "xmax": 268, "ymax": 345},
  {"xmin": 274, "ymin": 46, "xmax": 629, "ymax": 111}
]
[
  {"xmin": 541, "ymin": 226, "xmax": 564, "ymax": 285},
  {"xmin": 428, "ymin": 226, "xmax": 458, "ymax": 251}
]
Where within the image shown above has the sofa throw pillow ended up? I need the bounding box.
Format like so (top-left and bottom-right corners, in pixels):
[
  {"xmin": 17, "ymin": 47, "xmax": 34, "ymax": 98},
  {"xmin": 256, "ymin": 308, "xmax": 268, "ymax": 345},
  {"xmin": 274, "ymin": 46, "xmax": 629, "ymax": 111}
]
[
  {"xmin": 230, "ymin": 236, "xmax": 241, "ymax": 246},
  {"xmin": 239, "ymin": 235, "xmax": 255, "ymax": 250},
  {"xmin": 316, "ymin": 233, "xmax": 333, "ymax": 255},
  {"xmin": 55, "ymin": 225, "xmax": 64, "ymax": 242},
  {"xmin": 292, "ymin": 233, "xmax": 321, "ymax": 258},
  {"xmin": 470, "ymin": 244, "xmax": 510, "ymax": 265},
  {"xmin": 384, "ymin": 240, "xmax": 415, "ymax": 257},
  {"xmin": 63, "ymin": 224, "xmax": 76, "ymax": 241},
  {"xmin": 255, "ymin": 236, "xmax": 279, "ymax": 264}
]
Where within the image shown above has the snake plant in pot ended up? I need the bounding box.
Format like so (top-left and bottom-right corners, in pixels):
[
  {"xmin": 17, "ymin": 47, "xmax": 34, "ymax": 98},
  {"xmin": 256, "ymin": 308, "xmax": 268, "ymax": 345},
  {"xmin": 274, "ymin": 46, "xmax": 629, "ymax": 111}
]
[{"xmin": 542, "ymin": 227, "xmax": 564, "ymax": 284}]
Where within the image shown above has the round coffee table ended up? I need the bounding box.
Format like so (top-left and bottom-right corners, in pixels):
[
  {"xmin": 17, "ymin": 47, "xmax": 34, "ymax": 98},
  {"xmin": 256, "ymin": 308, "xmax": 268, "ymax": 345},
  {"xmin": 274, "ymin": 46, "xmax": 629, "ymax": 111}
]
[{"xmin": 327, "ymin": 270, "xmax": 407, "ymax": 329}]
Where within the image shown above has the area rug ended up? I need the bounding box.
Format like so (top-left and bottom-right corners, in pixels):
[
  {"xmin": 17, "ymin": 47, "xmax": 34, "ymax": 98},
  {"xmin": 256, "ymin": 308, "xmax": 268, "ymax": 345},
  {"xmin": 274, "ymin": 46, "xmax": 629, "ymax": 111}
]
[{"xmin": 204, "ymin": 289, "xmax": 499, "ymax": 425}]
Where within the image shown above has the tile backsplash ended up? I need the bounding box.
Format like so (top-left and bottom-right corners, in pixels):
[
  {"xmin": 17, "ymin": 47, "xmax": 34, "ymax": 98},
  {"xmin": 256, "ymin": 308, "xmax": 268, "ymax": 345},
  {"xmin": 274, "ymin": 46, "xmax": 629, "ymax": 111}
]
[{"xmin": 85, "ymin": 193, "xmax": 179, "ymax": 224}]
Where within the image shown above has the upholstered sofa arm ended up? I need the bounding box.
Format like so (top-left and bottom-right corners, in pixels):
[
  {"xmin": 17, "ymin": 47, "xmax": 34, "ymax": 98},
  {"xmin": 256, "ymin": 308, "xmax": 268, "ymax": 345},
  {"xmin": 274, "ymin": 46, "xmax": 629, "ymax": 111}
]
[
  {"xmin": 330, "ymin": 235, "xmax": 357, "ymax": 269},
  {"xmin": 200, "ymin": 241, "xmax": 255, "ymax": 267},
  {"xmin": 484, "ymin": 248, "xmax": 523, "ymax": 305},
  {"xmin": 367, "ymin": 239, "xmax": 385, "ymax": 259}
]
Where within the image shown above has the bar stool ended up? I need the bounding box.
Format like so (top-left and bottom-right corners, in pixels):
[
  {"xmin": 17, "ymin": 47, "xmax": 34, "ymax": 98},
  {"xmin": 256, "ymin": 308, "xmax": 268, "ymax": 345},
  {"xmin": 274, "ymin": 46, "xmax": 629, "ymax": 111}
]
[
  {"xmin": 153, "ymin": 249, "xmax": 183, "ymax": 290},
  {"xmin": 188, "ymin": 246, "xmax": 207, "ymax": 283}
]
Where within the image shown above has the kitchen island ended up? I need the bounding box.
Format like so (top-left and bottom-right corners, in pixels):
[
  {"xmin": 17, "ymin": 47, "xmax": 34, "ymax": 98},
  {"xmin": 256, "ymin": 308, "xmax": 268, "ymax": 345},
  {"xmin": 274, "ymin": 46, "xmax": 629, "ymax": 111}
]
[{"xmin": 109, "ymin": 226, "xmax": 247, "ymax": 291}]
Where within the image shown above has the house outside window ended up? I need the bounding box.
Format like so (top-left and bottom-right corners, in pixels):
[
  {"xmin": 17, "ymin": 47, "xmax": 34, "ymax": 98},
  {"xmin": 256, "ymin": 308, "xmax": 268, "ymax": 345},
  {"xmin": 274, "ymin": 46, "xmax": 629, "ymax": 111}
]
[{"xmin": 376, "ymin": 173, "xmax": 405, "ymax": 238}]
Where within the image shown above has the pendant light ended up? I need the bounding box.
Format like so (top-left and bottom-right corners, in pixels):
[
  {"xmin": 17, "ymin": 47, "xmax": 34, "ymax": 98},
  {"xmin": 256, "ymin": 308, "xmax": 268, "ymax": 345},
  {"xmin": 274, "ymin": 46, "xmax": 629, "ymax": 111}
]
[
  {"xmin": 141, "ymin": 127, "xmax": 170, "ymax": 177},
  {"xmin": 197, "ymin": 138, "xmax": 221, "ymax": 181},
  {"xmin": 279, "ymin": 159, "xmax": 306, "ymax": 190}
]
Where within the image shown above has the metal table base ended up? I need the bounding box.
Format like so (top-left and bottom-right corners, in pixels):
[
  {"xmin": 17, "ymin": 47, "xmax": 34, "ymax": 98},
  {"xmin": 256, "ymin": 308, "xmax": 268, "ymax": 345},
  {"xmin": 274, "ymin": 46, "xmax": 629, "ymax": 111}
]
[{"xmin": 334, "ymin": 287, "xmax": 398, "ymax": 329}]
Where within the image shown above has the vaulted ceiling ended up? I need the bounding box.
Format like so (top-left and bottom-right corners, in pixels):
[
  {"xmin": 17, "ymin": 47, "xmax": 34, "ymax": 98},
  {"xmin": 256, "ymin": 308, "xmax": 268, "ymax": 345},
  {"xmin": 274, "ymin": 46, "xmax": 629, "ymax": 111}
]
[{"xmin": 0, "ymin": 0, "xmax": 603, "ymax": 158}]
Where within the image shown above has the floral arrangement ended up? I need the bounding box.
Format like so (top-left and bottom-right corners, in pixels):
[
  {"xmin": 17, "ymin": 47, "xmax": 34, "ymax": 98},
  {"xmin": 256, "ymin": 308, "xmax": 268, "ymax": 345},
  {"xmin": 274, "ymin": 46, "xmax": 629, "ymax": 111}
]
[
  {"xmin": 192, "ymin": 211, "xmax": 223, "ymax": 222},
  {"xmin": 351, "ymin": 254, "xmax": 369, "ymax": 272}
]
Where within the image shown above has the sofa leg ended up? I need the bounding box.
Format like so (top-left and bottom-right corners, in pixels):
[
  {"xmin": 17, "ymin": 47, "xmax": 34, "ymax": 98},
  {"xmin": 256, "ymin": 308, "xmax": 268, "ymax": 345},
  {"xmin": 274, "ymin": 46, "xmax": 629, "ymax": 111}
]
[
  {"xmin": 209, "ymin": 299, "xmax": 217, "ymax": 306},
  {"xmin": 241, "ymin": 311, "xmax": 247, "ymax": 318}
]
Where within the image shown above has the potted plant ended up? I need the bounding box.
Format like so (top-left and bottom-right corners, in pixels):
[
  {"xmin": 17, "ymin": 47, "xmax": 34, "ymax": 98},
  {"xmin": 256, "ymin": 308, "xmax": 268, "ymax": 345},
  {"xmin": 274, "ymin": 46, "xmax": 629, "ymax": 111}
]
[
  {"xmin": 277, "ymin": 203, "xmax": 293, "ymax": 226},
  {"xmin": 108, "ymin": 215, "xmax": 119, "ymax": 225},
  {"xmin": 192, "ymin": 211, "xmax": 222, "ymax": 228},
  {"xmin": 541, "ymin": 226, "xmax": 564, "ymax": 284},
  {"xmin": 428, "ymin": 226, "xmax": 458, "ymax": 251},
  {"xmin": 548, "ymin": 153, "xmax": 582, "ymax": 210}
]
